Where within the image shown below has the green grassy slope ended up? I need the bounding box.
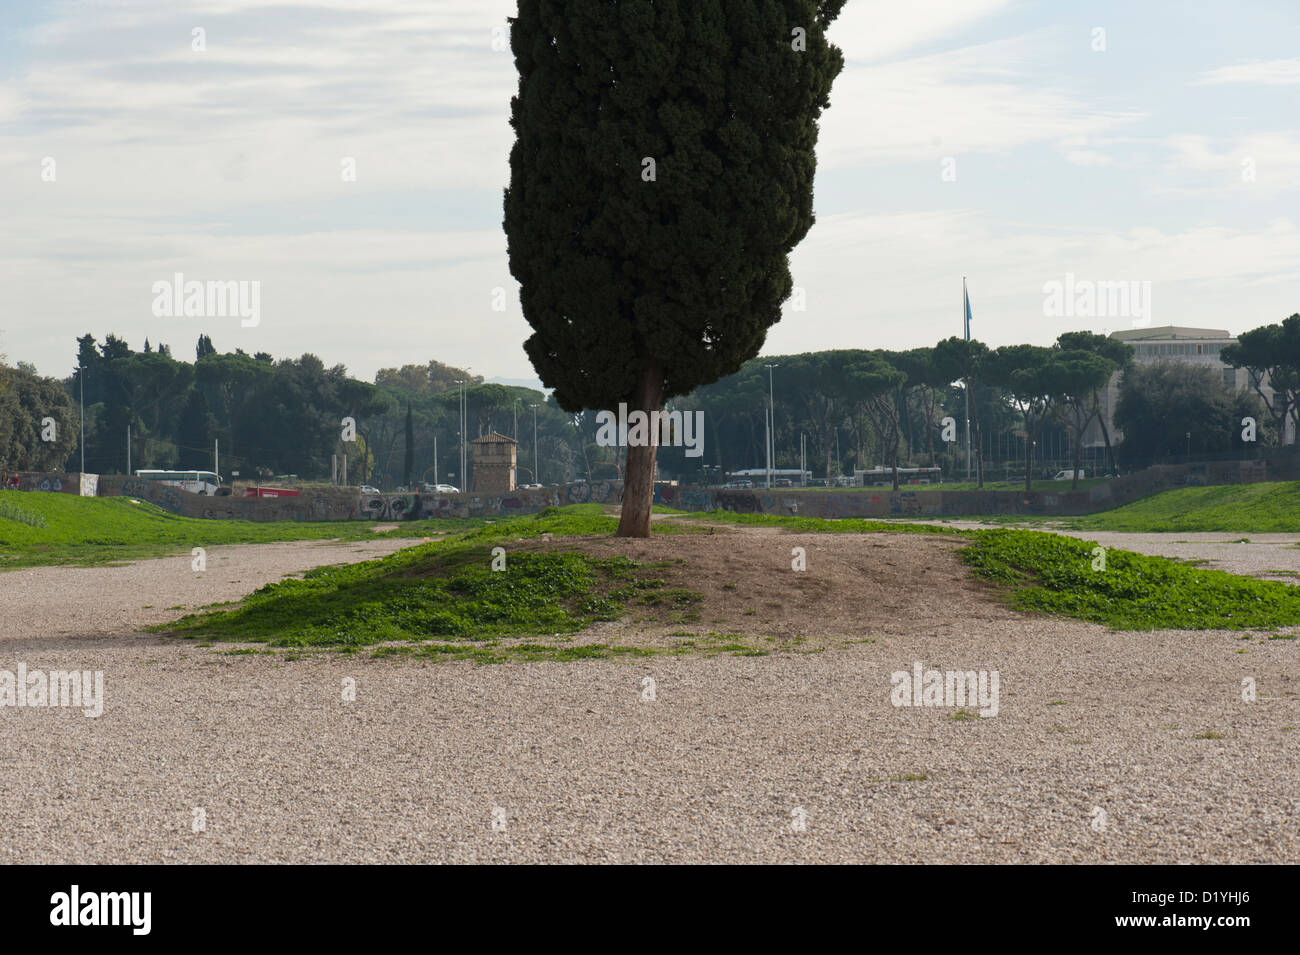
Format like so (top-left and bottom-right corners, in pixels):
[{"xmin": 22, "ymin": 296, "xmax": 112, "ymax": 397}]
[
  {"xmin": 1061, "ymin": 481, "xmax": 1300, "ymax": 533},
  {"xmin": 0, "ymin": 490, "xmax": 484, "ymax": 569}
]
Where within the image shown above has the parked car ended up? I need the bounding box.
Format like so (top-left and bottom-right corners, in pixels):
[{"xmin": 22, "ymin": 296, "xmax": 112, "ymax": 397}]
[
  {"xmin": 518, "ymin": 483, "xmax": 543, "ymax": 489},
  {"xmin": 1052, "ymin": 469, "xmax": 1086, "ymax": 481},
  {"xmin": 420, "ymin": 483, "xmax": 459, "ymax": 493},
  {"xmin": 775, "ymin": 478, "xmax": 793, "ymax": 488},
  {"xmin": 359, "ymin": 485, "xmax": 380, "ymax": 494}
]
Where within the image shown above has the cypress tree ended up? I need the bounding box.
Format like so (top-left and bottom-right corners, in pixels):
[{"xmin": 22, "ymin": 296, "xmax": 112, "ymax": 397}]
[{"xmin": 504, "ymin": 0, "xmax": 844, "ymax": 536}]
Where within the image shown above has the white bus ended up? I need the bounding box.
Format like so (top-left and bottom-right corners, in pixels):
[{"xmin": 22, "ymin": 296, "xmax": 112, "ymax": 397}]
[
  {"xmin": 854, "ymin": 466, "xmax": 943, "ymax": 487},
  {"xmin": 134, "ymin": 470, "xmax": 223, "ymax": 495}
]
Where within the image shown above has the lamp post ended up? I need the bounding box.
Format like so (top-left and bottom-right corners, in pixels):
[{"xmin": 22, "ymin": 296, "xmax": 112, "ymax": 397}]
[
  {"xmin": 531, "ymin": 403, "xmax": 540, "ymax": 485},
  {"xmin": 453, "ymin": 380, "xmax": 464, "ymax": 490},
  {"xmin": 78, "ymin": 361, "xmax": 85, "ymax": 474},
  {"xmin": 764, "ymin": 363, "xmax": 778, "ymax": 489}
]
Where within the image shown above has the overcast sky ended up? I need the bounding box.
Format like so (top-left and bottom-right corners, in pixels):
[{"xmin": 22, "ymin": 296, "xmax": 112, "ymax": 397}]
[{"xmin": 3, "ymin": 0, "xmax": 1297, "ymax": 384}]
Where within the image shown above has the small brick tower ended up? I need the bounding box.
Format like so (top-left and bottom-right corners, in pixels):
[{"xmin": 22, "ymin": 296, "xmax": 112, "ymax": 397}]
[{"xmin": 470, "ymin": 432, "xmax": 517, "ymax": 493}]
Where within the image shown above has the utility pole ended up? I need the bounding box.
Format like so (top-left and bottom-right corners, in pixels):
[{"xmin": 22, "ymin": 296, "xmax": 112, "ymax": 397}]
[
  {"xmin": 453, "ymin": 379, "xmax": 465, "ymax": 491},
  {"xmin": 800, "ymin": 432, "xmax": 806, "ymax": 486},
  {"xmin": 964, "ymin": 276, "xmax": 971, "ymax": 482},
  {"xmin": 433, "ymin": 435, "xmax": 438, "ymax": 487},
  {"xmin": 763, "ymin": 406, "xmax": 771, "ymax": 489},
  {"xmin": 531, "ymin": 403, "xmax": 539, "ymax": 485},
  {"xmin": 764, "ymin": 363, "xmax": 778, "ymax": 488},
  {"xmin": 126, "ymin": 424, "xmax": 131, "ymax": 476},
  {"xmin": 79, "ymin": 364, "xmax": 85, "ymax": 474},
  {"xmin": 214, "ymin": 438, "xmax": 219, "ymax": 479}
]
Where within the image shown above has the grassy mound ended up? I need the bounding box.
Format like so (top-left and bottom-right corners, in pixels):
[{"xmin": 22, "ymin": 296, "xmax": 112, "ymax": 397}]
[
  {"xmin": 160, "ymin": 505, "xmax": 707, "ymax": 655},
  {"xmin": 155, "ymin": 505, "xmax": 1300, "ymax": 663},
  {"xmin": 1060, "ymin": 481, "xmax": 1300, "ymax": 533},
  {"xmin": 960, "ymin": 528, "xmax": 1300, "ymax": 630},
  {"xmin": 0, "ymin": 489, "xmax": 483, "ymax": 569}
]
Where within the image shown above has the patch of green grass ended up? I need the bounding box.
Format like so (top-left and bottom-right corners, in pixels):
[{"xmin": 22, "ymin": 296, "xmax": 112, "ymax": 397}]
[
  {"xmin": 0, "ymin": 496, "xmax": 47, "ymax": 527},
  {"xmin": 949, "ymin": 709, "xmax": 978, "ymax": 721},
  {"xmin": 0, "ymin": 489, "xmax": 486, "ymax": 569},
  {"xmin": 157, "ymin": 507, "xmax": 708, "ymax": 649},
  {"xmin": 1194, "ymin": 730, "xmax": 1227, "ymax": 740},
  {"xmin": 1060, "ymin": 481, "xmax": 1300, "ymax": 533},
  {"xmin": 960, "ymin": 527, "xmax": 1300, "ymax": 630},
  {"xmin": 165, "ymin": 549, "xmax": 641, "ymax": 647}
]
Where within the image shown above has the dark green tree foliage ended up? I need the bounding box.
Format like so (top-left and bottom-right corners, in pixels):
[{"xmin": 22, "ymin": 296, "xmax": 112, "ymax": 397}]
[
  {"xmin": 853, "ymin": 352, "xmax": 908, "ymax": 490},
  {"xmin": 1054, "ymin": 331, "xmax": 1131, "ymax": 478},
  {"xmin": 504, "ymin": 0, "xmax": 845, "ymax": 535},
  {"xmin": 0, "ymin": 366, "xmax": 78, "ymax": 470},
  {"xmin": 932, "ymin": 336, "xmax": 990, "ymax": 486},
  {"xmin": 984, "ymin": 344, "xmax": 1054, "ymax": 491},
  {"xmin": 1047, "ymin": 348, "xmax": 1116, "ymax": 489},
  {"xmin": 175, "ymin": 388, "xmax": 216, "ymax": 470},
  {"xmin": 1221, "ymin": 314, "xmax": 1300, "ymax": 444},
  {"xmin": 1116, "ymin": 362, "xmax": 1266, "ymax": 462}
]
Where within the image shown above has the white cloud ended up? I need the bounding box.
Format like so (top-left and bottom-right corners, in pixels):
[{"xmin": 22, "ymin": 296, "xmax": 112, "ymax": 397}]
[
  {"xmin": 830, "ymin": 0, "xmax": 1017, "ymax": 63},
  {"xmin": 1194, "ymin": 58, "xmax": 1300, "ymax": 86},
  {"xmin": 819, "ymin": 32, "xmax": 1145, "ymax": 168}
]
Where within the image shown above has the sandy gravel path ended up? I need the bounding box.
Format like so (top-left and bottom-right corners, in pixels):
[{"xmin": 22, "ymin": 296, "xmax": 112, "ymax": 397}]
[
  {"xmin": 2, "ymin": 531, "xmax": 1296, "ymax": 864},
  {"xmin": 928, "ymin": 521, "xmax": 1300, "ymax": 581},
  {"xmin": 0, "ymin": 539, "xmax": 414, "ymax": 649}
]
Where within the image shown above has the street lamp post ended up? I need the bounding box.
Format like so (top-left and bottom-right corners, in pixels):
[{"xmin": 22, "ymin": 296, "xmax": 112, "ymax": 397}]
[
  {"xmin": 764, "ymin": 363, "xmax": 778, "ymax": 489},
  {"xmin": 453, "ymin": 379, "xmax": 467, "ymax": 491},
  {"xmin": 531, "ymin": 404, "xmax": 540, "ymax": 485},
  {"xmin": 78, "ymin": 363, "xmax": 85, "ymax": 474}
]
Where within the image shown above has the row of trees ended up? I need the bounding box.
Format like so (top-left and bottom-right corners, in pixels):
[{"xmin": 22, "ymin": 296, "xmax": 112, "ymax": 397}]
[
  {"xmin": 3, "ymin": 316, "xmax": 1293, "ymax": 491},
  {"xmin": 675, "ymin": 333, "xmax": 1126, "ymax": 492},
  {"xmin": 2, "ymin": 335, "xmax": 615, "ymax": 489},
  {"xmin": 669, "ymin": 322, "xmax": 1286, "ymax": 492}
]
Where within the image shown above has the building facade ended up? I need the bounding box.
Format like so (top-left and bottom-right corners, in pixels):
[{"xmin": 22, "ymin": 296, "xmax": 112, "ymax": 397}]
[{"xmin": 470, "ymin": 432, "xmax": 517, "ymax": 493}]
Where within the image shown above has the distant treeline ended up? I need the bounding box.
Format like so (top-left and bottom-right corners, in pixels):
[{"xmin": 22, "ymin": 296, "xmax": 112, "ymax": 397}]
[{"xmin": 2, "ymin": 315, "xmax": 1295, "ymax": 488}]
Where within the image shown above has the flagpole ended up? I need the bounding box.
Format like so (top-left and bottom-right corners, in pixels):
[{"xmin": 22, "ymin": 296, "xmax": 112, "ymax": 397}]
[{"xmin": 964, "ymin": 277, "xmax": 971, "ymax": 482}]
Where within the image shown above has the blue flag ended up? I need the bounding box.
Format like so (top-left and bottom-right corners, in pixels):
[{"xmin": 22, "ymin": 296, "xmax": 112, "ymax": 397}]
[{"xmin": 964, "ymin": 283, "xmax": 973, "ymax": 341}]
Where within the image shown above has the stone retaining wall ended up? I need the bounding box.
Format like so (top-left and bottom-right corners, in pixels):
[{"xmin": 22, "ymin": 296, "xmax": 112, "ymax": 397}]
[
  {"xmin": 8, "ymin": 454, "xmax": 1300, "ymax": 522},
  {"xmin": 85, "ymin": 474, "xmax": 624, "ymax": 522},
  {"xmin": 654, "ymin": 455, "xmax": 1300, "ymax": 520}
]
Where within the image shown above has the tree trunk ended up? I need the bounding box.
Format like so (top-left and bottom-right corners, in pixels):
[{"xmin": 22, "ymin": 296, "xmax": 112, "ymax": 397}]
[
  {"xmin": 1071, "ymin": 406, "xmax": 1083, "ymax": 490},
  {"xmin": 1023, "ymin": 412, "xmax": 1033, "ymax": 492},
  {"xmin": 926, "ymin": 387, "xmax": 936, "ymax": 468},
  {"xmin": 616, "ymin": 364, "xmax": 665, "ymax": 538},
  {"xmin": 890, "ymin": 419, "xmax": 900, "ymax": 491},
  {"xmin": 1096, "ymin": 395, "xmax": 1119, "ymax": 478}
]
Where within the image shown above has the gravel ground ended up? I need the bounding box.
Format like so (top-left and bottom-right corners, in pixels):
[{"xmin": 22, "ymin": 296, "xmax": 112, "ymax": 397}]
[
  {"xmin": 927, "ymin": 521, "xmax": 1300, "ymax": 581},
  {"xmin": 2, "ymin": 532, "xmax": 1297, "ymax": 864},
  {"xmin": 1052, "ymin": 530, "xmax": 1300, "ymax": 582}
]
